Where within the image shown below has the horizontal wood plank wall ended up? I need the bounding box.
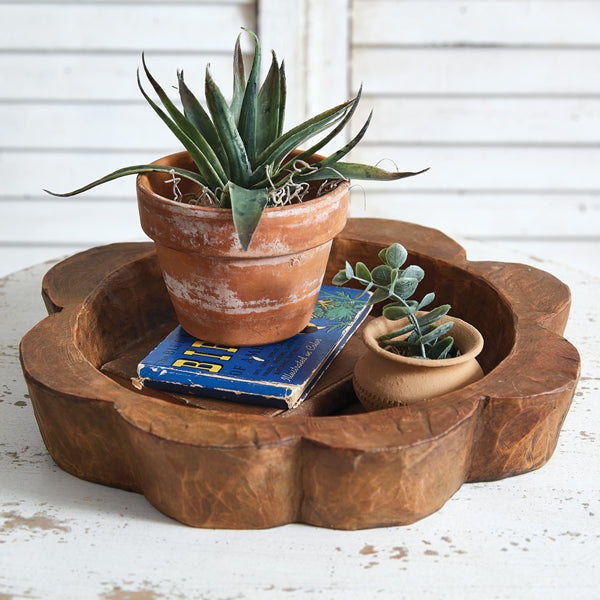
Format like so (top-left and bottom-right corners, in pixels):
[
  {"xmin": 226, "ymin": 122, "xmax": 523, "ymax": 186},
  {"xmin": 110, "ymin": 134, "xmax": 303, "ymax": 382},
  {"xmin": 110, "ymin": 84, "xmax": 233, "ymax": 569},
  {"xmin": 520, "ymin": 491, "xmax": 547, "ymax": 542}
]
[
  {"xmin": 0, "ymin": 0, "xmax": 255, "ymax": 276},
  {"xmin": 3, "ymin": 0, "xmax": 599, "ymax": 278},
  {"xmin": 349, "ymin": 0, "xmax": 600, "ymax": 274}
]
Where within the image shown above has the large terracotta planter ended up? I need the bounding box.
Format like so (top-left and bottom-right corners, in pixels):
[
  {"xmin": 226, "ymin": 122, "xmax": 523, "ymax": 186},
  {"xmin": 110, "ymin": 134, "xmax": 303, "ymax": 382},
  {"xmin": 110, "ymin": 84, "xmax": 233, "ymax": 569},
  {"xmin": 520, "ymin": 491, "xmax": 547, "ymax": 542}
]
[
  {"xmin": 353, "ymin": 313, "xmax": 484, "ymax": 410},
  {"xmin": 136, "ymin": 151, "xmax": 349, "ymax": 346}
]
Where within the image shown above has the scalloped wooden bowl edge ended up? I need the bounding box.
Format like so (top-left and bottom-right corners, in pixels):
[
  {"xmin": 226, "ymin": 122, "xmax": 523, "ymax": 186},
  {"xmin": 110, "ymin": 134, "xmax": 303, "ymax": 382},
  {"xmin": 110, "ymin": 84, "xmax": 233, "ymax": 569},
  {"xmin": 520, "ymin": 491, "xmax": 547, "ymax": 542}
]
[{"xmin": 19, "ymin": 219, "xmax": 581, "ymax": 529}]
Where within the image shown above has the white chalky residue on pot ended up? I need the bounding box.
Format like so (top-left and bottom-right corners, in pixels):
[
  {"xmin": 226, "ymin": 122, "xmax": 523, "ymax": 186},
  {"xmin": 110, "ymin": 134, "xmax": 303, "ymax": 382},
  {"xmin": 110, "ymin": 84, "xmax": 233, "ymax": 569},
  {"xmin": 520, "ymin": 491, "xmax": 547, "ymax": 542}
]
[
  {"xmin": 162, "ymin": 272, "xmax": 323, "ymax": 315},
  {"xmin": 141, "ymin": 189, "xmax": 346, "ymax": 255},
  {"xmin": 149, "ymin": 210, "xmax": 239, "ymax": 252}
]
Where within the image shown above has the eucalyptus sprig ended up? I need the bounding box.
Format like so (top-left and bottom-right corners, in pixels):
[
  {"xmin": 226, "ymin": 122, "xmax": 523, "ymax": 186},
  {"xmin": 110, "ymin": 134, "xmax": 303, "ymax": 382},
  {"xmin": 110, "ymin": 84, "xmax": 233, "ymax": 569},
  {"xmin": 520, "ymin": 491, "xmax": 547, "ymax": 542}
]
[
  {"xmin": 45, "ymin": 28, "xmax": 427, "ymax": 251},
  {"xmin": 332, "ymin": 243, "xmax": 455, "ymax": 359}
]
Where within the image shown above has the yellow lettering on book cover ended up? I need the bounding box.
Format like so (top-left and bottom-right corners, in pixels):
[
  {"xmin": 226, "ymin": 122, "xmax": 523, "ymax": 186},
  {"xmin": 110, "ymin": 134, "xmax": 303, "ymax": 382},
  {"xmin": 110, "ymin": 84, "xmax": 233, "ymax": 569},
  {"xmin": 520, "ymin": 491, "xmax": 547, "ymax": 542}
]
[
  {"xmin": 171, "ymin": 359, "xmax": 222, "ymax": 373},
  {"xmin": 191, "ymin": 341, "xmax": 238, "ymax": 353},
  {"xmin": 183, "ymin": 349, "xmax": 232, "ymax": 361}
]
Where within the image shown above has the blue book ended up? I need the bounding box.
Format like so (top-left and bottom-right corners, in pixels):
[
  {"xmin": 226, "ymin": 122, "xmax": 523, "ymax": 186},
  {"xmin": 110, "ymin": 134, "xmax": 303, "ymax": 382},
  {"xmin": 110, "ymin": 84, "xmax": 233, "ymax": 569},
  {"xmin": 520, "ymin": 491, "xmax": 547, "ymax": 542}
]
[{"xmin": 136, "ymin": 285, "xmax": 371, "ymax": 409}]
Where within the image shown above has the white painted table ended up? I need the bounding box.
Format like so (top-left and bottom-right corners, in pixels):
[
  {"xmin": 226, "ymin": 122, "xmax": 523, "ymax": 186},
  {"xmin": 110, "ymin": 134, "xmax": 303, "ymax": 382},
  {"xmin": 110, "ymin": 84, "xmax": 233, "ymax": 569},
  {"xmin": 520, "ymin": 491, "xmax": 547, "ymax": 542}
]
[{"xmin": 1, "ymin": 240, "xmax": 598, "ymax": 600}]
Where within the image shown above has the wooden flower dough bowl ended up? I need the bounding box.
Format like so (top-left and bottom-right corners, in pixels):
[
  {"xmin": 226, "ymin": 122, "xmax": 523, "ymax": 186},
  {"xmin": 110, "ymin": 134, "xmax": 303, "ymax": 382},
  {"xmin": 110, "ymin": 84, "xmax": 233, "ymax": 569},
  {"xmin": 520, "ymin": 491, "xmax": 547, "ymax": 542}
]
[{"xmin": 19, "ymin": 219, "xmax": 580, "ymax": 529}]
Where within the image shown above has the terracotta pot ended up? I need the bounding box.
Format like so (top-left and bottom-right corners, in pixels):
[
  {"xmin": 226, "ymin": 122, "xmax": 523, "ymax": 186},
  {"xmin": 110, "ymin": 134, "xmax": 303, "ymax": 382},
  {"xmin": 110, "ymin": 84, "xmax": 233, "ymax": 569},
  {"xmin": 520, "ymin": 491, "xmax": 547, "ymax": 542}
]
[
  {"xmin": 136, "ymin": 151, "xmax": 349, "ymax": 346},
  {"xmin": 353, "ymin": 313, "xmax": 484, "ymax": 410}
]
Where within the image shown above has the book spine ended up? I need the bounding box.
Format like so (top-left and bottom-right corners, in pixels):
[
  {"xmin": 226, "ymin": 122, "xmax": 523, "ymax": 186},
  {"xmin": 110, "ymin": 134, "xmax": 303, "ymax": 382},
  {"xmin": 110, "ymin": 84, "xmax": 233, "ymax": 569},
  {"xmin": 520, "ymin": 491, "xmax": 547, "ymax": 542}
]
[
  {"xmin": 292, "ymin": 302, "xmax": 370, "ymax": 407},
  {"xmin": 137, "ymin": 365, "xmax": 297, "ymax": 408}
]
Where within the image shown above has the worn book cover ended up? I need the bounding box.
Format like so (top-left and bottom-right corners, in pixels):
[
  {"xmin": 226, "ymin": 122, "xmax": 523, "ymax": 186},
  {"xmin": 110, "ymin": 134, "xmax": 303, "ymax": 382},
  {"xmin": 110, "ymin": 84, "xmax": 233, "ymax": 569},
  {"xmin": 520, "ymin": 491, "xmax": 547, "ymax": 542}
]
[{"xmin": 136, "ymin": 285, "xmax": 371, "ymax": 409}]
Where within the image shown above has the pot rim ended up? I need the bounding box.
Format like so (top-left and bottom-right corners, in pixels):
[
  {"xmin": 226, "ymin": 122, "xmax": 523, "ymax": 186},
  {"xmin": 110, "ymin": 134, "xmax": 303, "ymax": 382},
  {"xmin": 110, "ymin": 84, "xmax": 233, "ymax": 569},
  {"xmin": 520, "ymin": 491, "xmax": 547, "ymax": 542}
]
[
  {"xmin": 362, "ymin": 313, "xmax": 484, "ymax": 368},
  {"xmin": 135, "ymin": 150, "xmax": 350, "ymax": 218}
]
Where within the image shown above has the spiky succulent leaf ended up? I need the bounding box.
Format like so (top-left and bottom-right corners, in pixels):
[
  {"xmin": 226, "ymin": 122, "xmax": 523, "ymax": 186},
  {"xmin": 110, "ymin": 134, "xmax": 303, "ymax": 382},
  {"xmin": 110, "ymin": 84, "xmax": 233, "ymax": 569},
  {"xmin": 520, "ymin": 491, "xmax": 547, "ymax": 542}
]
[
  {"xmin": 296, "ymin": 162, "xmax": 429, "ymax": 182},
  {"xmin": 141, "ymin": 56, "xmax": 228, "ymax": 186},
  {"xmin": 275, "ymin": 85, "xmax": 364, "ymax": 179},
  {"xmin": 238, "ymin": 28, "xmax": 261, "ymax": 164},
  {"xmin": 177, "ymin": 70, "xmax": 230, "ymax": 174},
  {"xmin": 250, "ymin": 96, "xmax": 357, "ymax": 185},
  {"xmin": 256, "ymin": 51, "xmax": 281, "ymax": 157},
  {"xmin": 227, "ymin": 182, "xmax": 269, "ymax": 251},
  {"xmin": 278, "ymin": 61, "xmax": 286, "ymax": 136},
  {"xmin": 205, "ymin": 66, "xmax": 252, "ymax": 185},
  {"xmin": 44, "ymin": 164, "xmax": 207, "ymax": 197},
  {"xmin": 137, "ymin": 66, "xmax": 225, "ymax": 191},
  {"xmin": 230, "ymin": 34, "xmax": 246, "ymax": 124},
  {"xmin": 46, "ymin": 31, "xmax": 430, "ymax": 256},
  {"xmin": 299, "ymin": 110, "xmax": 373, "ymax": 178}
]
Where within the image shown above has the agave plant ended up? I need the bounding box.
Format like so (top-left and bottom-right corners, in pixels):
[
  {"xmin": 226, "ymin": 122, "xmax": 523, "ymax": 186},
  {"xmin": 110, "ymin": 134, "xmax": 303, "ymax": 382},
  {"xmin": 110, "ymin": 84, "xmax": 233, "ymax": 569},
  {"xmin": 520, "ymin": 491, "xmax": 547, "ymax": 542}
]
[
  {"xmin": 333, "ymin": 243, "xmax": 456, "ymax": 359},
  {"xmin": 46, "ymin": 29, "xmax": 427, "ymax": 251}
]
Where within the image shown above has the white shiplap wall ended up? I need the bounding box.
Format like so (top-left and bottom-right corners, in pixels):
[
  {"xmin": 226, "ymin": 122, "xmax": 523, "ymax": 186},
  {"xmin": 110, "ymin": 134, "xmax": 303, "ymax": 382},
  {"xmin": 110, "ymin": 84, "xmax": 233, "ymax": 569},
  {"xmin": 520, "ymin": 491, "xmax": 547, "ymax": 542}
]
[
  {"xmin": 348, "ymin": 0, "xmax": 600, "ymax": 274},
  {"xmin": 0, "ymin": 0, "xmax": 256, "ymax": 275},
  {"xmin": 1, "ymin": 0, "xmax": 599, "ymax": 277}
]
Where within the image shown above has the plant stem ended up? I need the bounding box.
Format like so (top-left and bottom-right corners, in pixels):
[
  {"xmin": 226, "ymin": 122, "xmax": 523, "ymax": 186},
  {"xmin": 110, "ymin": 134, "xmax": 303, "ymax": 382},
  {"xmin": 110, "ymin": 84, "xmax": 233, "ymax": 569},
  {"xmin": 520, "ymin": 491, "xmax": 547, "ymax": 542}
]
[{"xmin": 352, "ymin": 275, "xmax": 427, "ymax": 358}]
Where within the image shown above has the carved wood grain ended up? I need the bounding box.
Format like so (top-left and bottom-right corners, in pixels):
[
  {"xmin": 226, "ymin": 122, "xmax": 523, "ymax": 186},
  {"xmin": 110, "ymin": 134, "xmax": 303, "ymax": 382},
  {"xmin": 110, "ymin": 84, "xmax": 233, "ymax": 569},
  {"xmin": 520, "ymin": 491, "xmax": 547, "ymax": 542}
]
[{"xmin": 19, "ymin": 219, "xmax": 580, "ymax": 529}]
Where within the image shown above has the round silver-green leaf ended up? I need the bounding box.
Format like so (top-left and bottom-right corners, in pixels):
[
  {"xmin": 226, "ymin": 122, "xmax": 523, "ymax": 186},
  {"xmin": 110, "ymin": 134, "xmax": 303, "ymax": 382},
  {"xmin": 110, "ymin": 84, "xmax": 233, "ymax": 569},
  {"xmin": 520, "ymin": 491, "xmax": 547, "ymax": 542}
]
[{"xmin": 384, "ymin": 243, "xmax": 408, "ymax": 268}]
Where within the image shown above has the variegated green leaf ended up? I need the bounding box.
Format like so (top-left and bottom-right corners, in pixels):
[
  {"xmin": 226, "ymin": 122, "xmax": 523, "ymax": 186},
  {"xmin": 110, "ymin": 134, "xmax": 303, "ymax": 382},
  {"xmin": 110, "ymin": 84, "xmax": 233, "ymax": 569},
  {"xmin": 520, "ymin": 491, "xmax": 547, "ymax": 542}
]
[
  {"xmin": 276, "ymin": 86, "xmax": 363, "ymax": 177},
  {"xmin": 304, "ymin": 108, "xmax": 373, "ymax": 175},
  {"xmin": 230, "ymin": 33, "xmax": 246, "ymax": 124},
  {"xmin": 205, "ymin": 66, "xmax": 252, "ymax": 185},
  {"xmin": 250, "ymin": 96, "xmax": 356, "ymax": 185},
  {"xmin": 294, "ymin": 162, "xmax": 429, "ymax": 182},
  {"xmin": 238, "ymin": 28, "xmax": 261, "ymax": 164},
  {"xmin": 177, "ymin": 70, "xmax": 229, "ymax": 175},
  {"xmin": 137, "ymin": 64, "xmax": 225, "ymax": 190},
  {"xmin": 278, "ymin": 61, "xmax": 286, "ymax": 137},
  {"xmin": 228, "ymin": 182, "xmax": 269, "ymax": 251},
  {"xmin": 44, "ymin": 164, "xmax": 207, "ymax": 197},
  {"xmin": 256, "ymin": 51, "xmax": 281, "ymax": 157}
]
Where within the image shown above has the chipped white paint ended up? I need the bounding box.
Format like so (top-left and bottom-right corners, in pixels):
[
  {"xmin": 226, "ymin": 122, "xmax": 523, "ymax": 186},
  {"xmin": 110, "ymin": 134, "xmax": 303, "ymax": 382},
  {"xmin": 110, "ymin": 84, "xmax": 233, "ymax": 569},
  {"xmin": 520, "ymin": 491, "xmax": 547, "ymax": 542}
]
[{"xmin": 1, "ymin": 240, "xmax": 599, "ymax": 599}]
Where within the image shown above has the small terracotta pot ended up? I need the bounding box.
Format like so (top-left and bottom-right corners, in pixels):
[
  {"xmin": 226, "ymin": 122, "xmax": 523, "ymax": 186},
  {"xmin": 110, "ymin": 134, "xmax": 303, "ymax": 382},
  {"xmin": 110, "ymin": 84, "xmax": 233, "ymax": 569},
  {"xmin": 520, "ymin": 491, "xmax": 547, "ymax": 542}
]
[
  {"xmin": 136, "ymin": 151, "xmax": 349, "ymax": 346},
  {"xmin": 353, "ymin": 313, "xmax": 484, "ymax": 410}
]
